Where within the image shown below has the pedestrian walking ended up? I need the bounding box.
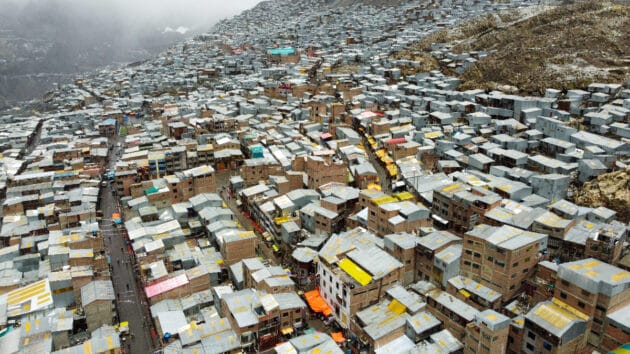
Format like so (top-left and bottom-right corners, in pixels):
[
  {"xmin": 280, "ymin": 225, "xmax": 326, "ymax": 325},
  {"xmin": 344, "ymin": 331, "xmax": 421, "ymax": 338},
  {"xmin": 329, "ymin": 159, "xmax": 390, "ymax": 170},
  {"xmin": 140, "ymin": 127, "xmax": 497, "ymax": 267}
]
[
  {"xmin": 126, "ymin": 283, "xmax": 130, "ymax": 290},
  {"xmin": 117, "ymin": 259, "xmax": 120, "ymax": 265}
]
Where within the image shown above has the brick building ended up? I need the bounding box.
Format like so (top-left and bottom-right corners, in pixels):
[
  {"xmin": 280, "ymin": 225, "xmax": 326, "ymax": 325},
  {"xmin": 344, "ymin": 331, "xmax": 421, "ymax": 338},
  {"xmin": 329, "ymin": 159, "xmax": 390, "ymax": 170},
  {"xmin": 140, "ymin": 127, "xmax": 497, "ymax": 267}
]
[{"xmin": 461, "ymin": 224, "xmax": 547, "ymax": 303}]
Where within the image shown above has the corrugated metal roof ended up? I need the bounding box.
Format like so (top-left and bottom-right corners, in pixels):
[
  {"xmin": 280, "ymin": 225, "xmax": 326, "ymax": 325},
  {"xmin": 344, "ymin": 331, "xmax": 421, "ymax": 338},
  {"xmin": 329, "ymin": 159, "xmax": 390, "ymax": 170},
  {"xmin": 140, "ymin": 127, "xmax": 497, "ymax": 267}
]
[{"xmin": 145, "ymin": 274, "xmax": 189, "ymax": 298}]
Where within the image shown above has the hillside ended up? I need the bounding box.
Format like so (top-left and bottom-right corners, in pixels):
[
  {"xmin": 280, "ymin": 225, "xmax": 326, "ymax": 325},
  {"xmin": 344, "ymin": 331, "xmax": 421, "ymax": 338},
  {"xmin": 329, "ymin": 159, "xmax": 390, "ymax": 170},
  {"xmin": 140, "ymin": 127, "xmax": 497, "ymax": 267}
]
[
  {"xmin": 397, "ymin": 2, "xmax": 630, "ymax": 94},
  {"xmin": 573, "ymin": 168, "xmax": 630, "ymax": 223},
  {"xmin": 327, "ymin": 0, "xmax": 408, "ymax": 7}
]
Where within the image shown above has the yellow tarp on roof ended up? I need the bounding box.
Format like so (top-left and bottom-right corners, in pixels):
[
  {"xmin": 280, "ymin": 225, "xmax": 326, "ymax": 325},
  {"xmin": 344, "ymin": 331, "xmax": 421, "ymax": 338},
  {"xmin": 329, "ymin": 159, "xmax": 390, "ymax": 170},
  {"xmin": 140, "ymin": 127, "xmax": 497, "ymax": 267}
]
[
  {"xmin": 395, "ymin": 192, "xmax": 413, "ymax": 201},
  {"xmin": 372, "ymin": 196, "xmax": 397, "ymax": 205},
  {"xmin": 275, "ymin": 216, "xmax": 291, "ymax": 225},
  {"xmin": 424, "ymin": 131, "xmax": 443, "ymax": 139},
  {"xmin": 459, "ymin": 289, "xmax": 471, "ymax": 298},
  {"xmin": 367, "ymin": 183, "xmax": 381, "ymax": 191},
  {"xmin": 338, "ymin": 258, "xmax": 372, "ymax": 286},
  {"xmin": 388, "ymin": 299, "xmax": 406, "ymax": 315}
]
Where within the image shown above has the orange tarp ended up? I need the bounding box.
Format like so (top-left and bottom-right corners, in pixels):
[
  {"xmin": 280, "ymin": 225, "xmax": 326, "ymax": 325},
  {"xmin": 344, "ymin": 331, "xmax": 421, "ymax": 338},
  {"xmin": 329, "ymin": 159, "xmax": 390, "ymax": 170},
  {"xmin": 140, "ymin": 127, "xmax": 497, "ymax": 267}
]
[
  {"xmin": 304, "ymin": 290, "xmax": 332, "ymax": 316},
  {"xmin": 331, "ymin": 332, "xmax": 345, "ymax": 343}
]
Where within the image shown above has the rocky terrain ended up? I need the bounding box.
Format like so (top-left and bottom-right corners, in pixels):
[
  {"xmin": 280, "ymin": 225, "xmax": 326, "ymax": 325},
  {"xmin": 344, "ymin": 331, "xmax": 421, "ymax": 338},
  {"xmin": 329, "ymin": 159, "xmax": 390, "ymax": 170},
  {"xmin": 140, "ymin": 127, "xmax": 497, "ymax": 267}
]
[
  {"xmin": 574, "ymin": 168, "xmax": 630, "ymax": 223},
  {"xmin": 397, "ymin": 1, "xmax": 630, "ymax": 94}
]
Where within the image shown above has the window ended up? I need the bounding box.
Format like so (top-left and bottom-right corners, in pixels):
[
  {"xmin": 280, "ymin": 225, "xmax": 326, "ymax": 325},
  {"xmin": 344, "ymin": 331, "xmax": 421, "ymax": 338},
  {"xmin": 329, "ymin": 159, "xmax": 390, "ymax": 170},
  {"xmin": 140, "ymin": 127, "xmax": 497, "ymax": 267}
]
[
  {"xmin": 527, "ymin": 331, "xmax": 536, "ymax": 340},
  {"xmin": 560, "ymin": 292, "xmax": 567, "ymax": 299},
  {"xmin": 513, "ymin": 261, "xmax": 519, "ymax": 268},
  {"xmin": 282, "ymin": 313, "xmax": 289, "ymax": 317},
  {"xmin": 581, "ymin": 289, "xmax": 590, "ymax": 296},
  {"xmin": 526, "ymin": 343, "xmax": 535, "ymax": 351},
  {"xmin": 543, "ymin": 341, "xmax": 552, "ymax": 351},
  {"xmin": 578, "ymin": 301, "xmax": 585, "ymax": 309},
  {"xmin": 561, "ymin": 279, "xmax": 570, "ymax": 286},
  {"xmin": 596, "ymin": 304, "xmax": 606, "ymax": 312}
]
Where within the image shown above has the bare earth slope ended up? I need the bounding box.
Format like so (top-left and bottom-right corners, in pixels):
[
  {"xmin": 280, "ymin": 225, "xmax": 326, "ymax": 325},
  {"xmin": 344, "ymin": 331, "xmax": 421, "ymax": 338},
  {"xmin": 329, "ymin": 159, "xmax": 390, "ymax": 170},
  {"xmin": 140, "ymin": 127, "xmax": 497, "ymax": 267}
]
[
  {"xmin": 458, "ymin": 2, "xmax": 630, "ymax": 93},
  {"xmin": 573, "ymin": 168, "xmax": 630, "ymax": 223},
  {"xmin": 398, "ymin": 2, "xmax": 630, "ymax": 94}
]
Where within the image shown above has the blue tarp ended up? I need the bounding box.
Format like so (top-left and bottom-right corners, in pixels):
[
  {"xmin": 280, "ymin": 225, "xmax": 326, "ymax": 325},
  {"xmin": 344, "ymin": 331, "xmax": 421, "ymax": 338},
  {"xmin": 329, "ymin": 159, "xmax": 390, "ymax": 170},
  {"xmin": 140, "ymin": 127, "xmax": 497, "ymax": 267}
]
[
  {"xmin": 268, "ymin": 47, "xmax": 295, "ymax": 56},
  {"xmin": 250, "ymin": 146, "xmax": 263, "ymax": 158}
]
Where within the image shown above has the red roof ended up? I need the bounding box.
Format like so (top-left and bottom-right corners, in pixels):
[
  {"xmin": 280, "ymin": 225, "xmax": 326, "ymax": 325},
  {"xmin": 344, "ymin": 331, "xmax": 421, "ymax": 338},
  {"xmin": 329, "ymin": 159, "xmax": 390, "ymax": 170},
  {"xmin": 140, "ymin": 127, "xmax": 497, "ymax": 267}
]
[
  {"xmin": 145, "ymin": 274, "xmax": 189, "ymax": 298},
  {"xmin": 386, "ymin": 138, "xmax": 407, "ymax": 145}
]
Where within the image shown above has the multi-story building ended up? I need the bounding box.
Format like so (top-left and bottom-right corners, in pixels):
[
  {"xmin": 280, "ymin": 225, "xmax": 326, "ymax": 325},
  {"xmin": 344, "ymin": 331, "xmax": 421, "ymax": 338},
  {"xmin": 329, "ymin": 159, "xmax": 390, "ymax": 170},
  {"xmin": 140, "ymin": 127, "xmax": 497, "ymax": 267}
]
[
  {"xmin": 221, "ymin": 289, "xmax": 306, "ymax": 352},
  {"xmin": 447, "ymin": 275, "xmax": 502, "ymax": 311},
  {"xmin": 584, "ymin": 221, "xmax": 627, "ymax": 265},
  {"xmin": 449, "ymin": 188, "xmax": 501, "ymax": 233},
  {"xmin": 383, "ymin": 232, "xmax": 420, "ymax": 286},
  {"xmin": 464, "ymin": 310, "xmax": 510, "ymax": 354},
  {"xmin": 432, "ymin": 183, "xmax": 501, "ymax": 233},
  {"xmin": 415, "ymin": 231, "xmax": 461, "ymax": 285},
  {"xmin": 304, "ymin": 155, "xmax": 347, "ymax": 190},
  {"xmin": 522, "ymin": 299, "xmax": 588, "ymax": 354},
  {"xmin": 241, "ymin": 158, "xmax": 284, "ymax": 187},
  {"xmin": 316, "ymin": 228, "xmax": 403, "ymax": 328},
  {"xmin": 461, "ymin": 224, "xmax": 547, "ymax": 302},
  {"xmin": 554, "ymin": 258, "xmax": 630, "ymax": 349},
  {"xmin": 366, "ymin": 195, "xmax": 430, "ymax": 236},
  {"xmin": 425, "ymin": 289, "xmax": 479, "ymax": 340},
  {"xmin": 528, "ymin": 260, "xmax": 558, "ymax": 304}
]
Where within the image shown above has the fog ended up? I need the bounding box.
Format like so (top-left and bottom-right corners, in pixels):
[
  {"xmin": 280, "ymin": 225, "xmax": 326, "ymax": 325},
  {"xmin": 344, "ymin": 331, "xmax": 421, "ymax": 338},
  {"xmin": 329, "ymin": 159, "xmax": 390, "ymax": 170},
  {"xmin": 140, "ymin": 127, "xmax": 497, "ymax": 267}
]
[{"xmin": 0, "ymin": 0, "xmax": 263, "ymax": 107}]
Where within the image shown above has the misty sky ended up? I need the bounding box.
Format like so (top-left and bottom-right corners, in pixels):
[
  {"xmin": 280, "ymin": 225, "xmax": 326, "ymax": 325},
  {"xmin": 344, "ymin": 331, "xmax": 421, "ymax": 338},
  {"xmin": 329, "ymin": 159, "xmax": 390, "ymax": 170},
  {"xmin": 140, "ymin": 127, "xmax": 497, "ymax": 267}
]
[
  {"xmin": 0, "ymin": 0, "xmax": 266, "ymax": 105},
  {"xmin": 1, "ymin": 0, "xmax": 265, "ymax": 32}
]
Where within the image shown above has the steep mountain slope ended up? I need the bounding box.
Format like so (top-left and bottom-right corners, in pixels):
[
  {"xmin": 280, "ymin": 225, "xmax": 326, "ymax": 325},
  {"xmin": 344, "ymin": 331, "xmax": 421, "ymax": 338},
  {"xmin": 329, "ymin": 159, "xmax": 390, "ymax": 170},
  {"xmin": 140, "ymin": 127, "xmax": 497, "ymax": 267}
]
[{"xmin": 398, "ymin": 1, "xmax": 630, "ymax": 94}]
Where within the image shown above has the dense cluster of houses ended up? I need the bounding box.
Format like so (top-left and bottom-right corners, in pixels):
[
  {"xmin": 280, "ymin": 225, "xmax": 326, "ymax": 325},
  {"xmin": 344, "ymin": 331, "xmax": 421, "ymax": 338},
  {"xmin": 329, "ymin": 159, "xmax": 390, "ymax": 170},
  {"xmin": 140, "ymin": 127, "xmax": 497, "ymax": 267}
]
[{"xmin": 0, "ymin": 0, "xmax": 629, "ymax": 353}]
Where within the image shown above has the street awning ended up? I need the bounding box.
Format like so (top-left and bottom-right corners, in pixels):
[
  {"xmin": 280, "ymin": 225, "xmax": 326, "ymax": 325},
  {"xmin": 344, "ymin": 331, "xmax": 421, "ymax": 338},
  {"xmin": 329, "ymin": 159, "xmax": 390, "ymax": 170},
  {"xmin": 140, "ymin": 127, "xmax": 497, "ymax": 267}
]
[
  {"xmin": 304, "ymin": 290, "xmax": 332, "ymax": 316},
  {"xmin": 331, "ymin": 332, "xmax": 345, "ymax": 343}
]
